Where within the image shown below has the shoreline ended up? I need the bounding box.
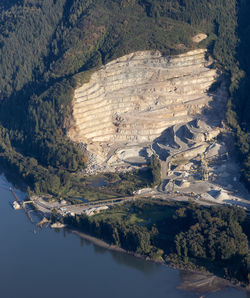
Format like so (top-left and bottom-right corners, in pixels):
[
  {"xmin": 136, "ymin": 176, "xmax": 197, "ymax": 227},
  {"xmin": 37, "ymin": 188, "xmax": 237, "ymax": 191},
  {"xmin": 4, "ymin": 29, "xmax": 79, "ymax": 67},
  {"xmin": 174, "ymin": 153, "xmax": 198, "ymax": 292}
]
[
  {"xmin": 65, "ymin": 225, "xmax": 249, "ymax": 294},
  {"xmin": 30, "ymin": 194, "xmax": 250, "ymax": 293},
  {"xmin": 67, "ymin": 227, "xmax": 155, "ymax": 261},
  {"xmin": 29, "ymin": 194, "xmax": 250, "ymax": 292}
]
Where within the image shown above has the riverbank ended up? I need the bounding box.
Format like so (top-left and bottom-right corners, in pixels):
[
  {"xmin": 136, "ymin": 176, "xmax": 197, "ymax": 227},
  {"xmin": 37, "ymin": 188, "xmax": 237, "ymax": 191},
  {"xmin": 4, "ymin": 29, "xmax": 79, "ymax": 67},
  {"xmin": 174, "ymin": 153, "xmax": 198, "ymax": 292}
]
[
  {"xmin": 30, "ymin": 192, "xmax": 250, "ymax": 288},
  {"xmin": 5, "ymin": 178, "xmax": 250, "ymax": 295},
  {"xmin": 69, "ymin": 228, "xmax": 127, "ymax": 254},
  {"xmin": 68, "ymin": 227, "xmax": 163, "ymax": 262},
  {"xmin": 66, "ymin": 225, "xmax": 249, "ymax": 294}
]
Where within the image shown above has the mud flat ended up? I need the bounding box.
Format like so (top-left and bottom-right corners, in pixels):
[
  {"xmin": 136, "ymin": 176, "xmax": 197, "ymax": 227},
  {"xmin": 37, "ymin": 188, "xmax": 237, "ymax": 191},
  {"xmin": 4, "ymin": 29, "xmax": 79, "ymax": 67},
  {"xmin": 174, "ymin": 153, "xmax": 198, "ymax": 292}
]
[{"xmin": 178, "ymin": 271, "xmax": 233, "ymax": 293}]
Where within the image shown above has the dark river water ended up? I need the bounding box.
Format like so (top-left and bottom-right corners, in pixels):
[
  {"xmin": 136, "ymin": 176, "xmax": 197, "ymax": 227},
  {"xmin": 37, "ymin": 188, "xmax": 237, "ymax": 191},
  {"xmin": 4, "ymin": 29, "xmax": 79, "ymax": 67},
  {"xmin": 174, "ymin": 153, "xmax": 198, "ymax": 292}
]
[{"xmin": 0, "ymin": 174, "xmax": 248, "ymax": 298}]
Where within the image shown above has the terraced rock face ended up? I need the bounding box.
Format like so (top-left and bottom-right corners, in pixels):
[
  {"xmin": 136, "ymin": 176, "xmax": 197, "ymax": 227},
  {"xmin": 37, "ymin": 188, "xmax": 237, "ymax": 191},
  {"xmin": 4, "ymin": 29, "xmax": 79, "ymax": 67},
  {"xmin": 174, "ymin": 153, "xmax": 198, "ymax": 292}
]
[{"xmin": 68, "ymin": 49, "xmax": 223, "ymax": 173}]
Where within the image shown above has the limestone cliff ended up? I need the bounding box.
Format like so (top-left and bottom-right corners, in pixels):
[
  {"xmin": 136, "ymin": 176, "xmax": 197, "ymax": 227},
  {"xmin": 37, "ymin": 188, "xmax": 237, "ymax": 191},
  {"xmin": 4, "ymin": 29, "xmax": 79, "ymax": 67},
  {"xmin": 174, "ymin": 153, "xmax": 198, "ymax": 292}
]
[{"xmin": 68, "ymin": 49, "xmax": 224, "ymax": 173}]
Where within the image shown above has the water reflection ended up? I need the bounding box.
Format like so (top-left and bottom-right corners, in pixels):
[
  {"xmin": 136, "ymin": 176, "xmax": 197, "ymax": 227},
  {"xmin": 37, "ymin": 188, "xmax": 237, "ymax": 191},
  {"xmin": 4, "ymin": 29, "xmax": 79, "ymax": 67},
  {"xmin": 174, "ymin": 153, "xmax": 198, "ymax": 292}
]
[
  {"xmin": 89, "ymin": 176, "xmax": 107, "ymax": 188},
  {"xmin": 110, "ymin": 250, "xmax": 159, "ymax": 275},
  {"xmin": 0, "ymin": 168, "xmax": 26, "ymax": 192},
  {"xmin": 93, "ymin": 243, "xmax": 107, "ymax": 255},
  {"xmin": 64, "ymin": 228, "xmax": 159, "ymax": 275}
]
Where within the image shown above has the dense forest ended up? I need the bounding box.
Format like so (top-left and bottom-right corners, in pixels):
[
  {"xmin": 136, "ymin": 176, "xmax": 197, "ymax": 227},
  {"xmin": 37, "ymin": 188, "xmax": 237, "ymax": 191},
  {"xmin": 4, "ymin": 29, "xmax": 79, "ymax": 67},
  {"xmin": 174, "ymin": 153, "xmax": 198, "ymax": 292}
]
[
  {"xmin": 63, "ymin": 201, "xmax": 250, "ymax": 283},
  {"xmin": 0, "ymin": 0, "xmax": 249, "ymax": 193}
]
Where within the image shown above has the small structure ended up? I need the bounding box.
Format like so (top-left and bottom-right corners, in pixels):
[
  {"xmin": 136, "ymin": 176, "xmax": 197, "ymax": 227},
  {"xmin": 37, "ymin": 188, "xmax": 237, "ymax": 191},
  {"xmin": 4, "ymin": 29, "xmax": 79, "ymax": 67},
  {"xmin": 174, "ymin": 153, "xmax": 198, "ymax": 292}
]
[
  {"xmin": 12, "ymin": 201, "xmax": 21, "ymax": 210},
  {"xmin": 51, "ymin": 222, "xmax": 66, "ymax": 228}
]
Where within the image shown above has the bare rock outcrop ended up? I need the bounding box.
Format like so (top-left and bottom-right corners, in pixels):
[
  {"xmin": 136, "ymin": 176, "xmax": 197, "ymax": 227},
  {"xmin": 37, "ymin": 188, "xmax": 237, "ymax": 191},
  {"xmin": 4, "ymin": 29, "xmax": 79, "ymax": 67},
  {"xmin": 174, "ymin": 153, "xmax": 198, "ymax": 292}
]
[{"xmin": 68, "ymin": 49, "xmax": 224, "ymax": 173}]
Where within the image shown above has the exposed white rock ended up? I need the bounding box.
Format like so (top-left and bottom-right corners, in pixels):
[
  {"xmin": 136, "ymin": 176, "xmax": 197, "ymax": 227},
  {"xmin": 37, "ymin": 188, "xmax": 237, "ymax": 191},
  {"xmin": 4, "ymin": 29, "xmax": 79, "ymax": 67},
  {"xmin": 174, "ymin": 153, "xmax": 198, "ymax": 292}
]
[
  {"xmin": 51, "ymin": 222, "xmax": 66, "ymax": 228},
  {"xmin": 205, "ymin": 143, "xmax": 227, "ymax": 159},
  {"xmin": 68, "ymin": 49, "xmax": 226, "ymax": 173},
  {"xmin": 134, "ymin": 188, "xmax": 154, "ymax": 195},
  {"xmin": 192, "ymin": 33, "xmax": 207, "ymax": 43},
  {"xmin": 84, "ymin": 206, "xmax": 109, "ymax": 216}
]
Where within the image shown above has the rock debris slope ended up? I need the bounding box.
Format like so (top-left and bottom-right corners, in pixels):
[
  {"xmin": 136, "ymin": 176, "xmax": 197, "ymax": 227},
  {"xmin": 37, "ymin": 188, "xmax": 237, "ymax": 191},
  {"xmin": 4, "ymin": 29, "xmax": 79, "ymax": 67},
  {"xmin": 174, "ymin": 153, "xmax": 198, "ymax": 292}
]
[{"xmin": 68, "ymin": 49, "xmax": 222, "ymax": 173}]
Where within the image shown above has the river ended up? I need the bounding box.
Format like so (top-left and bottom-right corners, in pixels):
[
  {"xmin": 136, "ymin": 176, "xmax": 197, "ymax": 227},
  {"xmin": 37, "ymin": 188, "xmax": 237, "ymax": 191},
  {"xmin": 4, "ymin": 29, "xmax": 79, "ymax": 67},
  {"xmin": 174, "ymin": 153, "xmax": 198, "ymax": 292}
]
[{"xmin": 0, "ymin": 174, "xmax": 248, "ymax": 298}]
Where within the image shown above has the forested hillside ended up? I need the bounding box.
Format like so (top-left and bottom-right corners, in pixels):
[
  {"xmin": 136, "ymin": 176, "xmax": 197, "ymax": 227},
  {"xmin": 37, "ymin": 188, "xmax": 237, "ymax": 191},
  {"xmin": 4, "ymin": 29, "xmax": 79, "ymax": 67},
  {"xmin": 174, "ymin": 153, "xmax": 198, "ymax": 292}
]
[
  {"xmin": 230, "ymin": 0, "xmax": 250, "ymax": 188},
  {"xmin": 0, "ymin": 0, "xmax": 249, "ymax": 195}
]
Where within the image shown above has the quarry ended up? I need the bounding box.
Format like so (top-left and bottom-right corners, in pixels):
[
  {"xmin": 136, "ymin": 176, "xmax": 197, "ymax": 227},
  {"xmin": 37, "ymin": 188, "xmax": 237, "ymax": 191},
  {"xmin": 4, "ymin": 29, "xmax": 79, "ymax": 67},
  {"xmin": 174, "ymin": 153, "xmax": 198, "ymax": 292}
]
[{"xmin": 67, "ymin": 47, "xmax": 250, "ymax": 210}]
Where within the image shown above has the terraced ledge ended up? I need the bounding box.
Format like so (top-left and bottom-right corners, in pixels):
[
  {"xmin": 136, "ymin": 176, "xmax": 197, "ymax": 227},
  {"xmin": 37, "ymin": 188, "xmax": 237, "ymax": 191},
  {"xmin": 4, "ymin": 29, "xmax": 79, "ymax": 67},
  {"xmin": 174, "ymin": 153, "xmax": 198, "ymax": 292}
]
[{"xmin": 68, "ymin": 49, "xmax": 224, "ymax": 174}]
